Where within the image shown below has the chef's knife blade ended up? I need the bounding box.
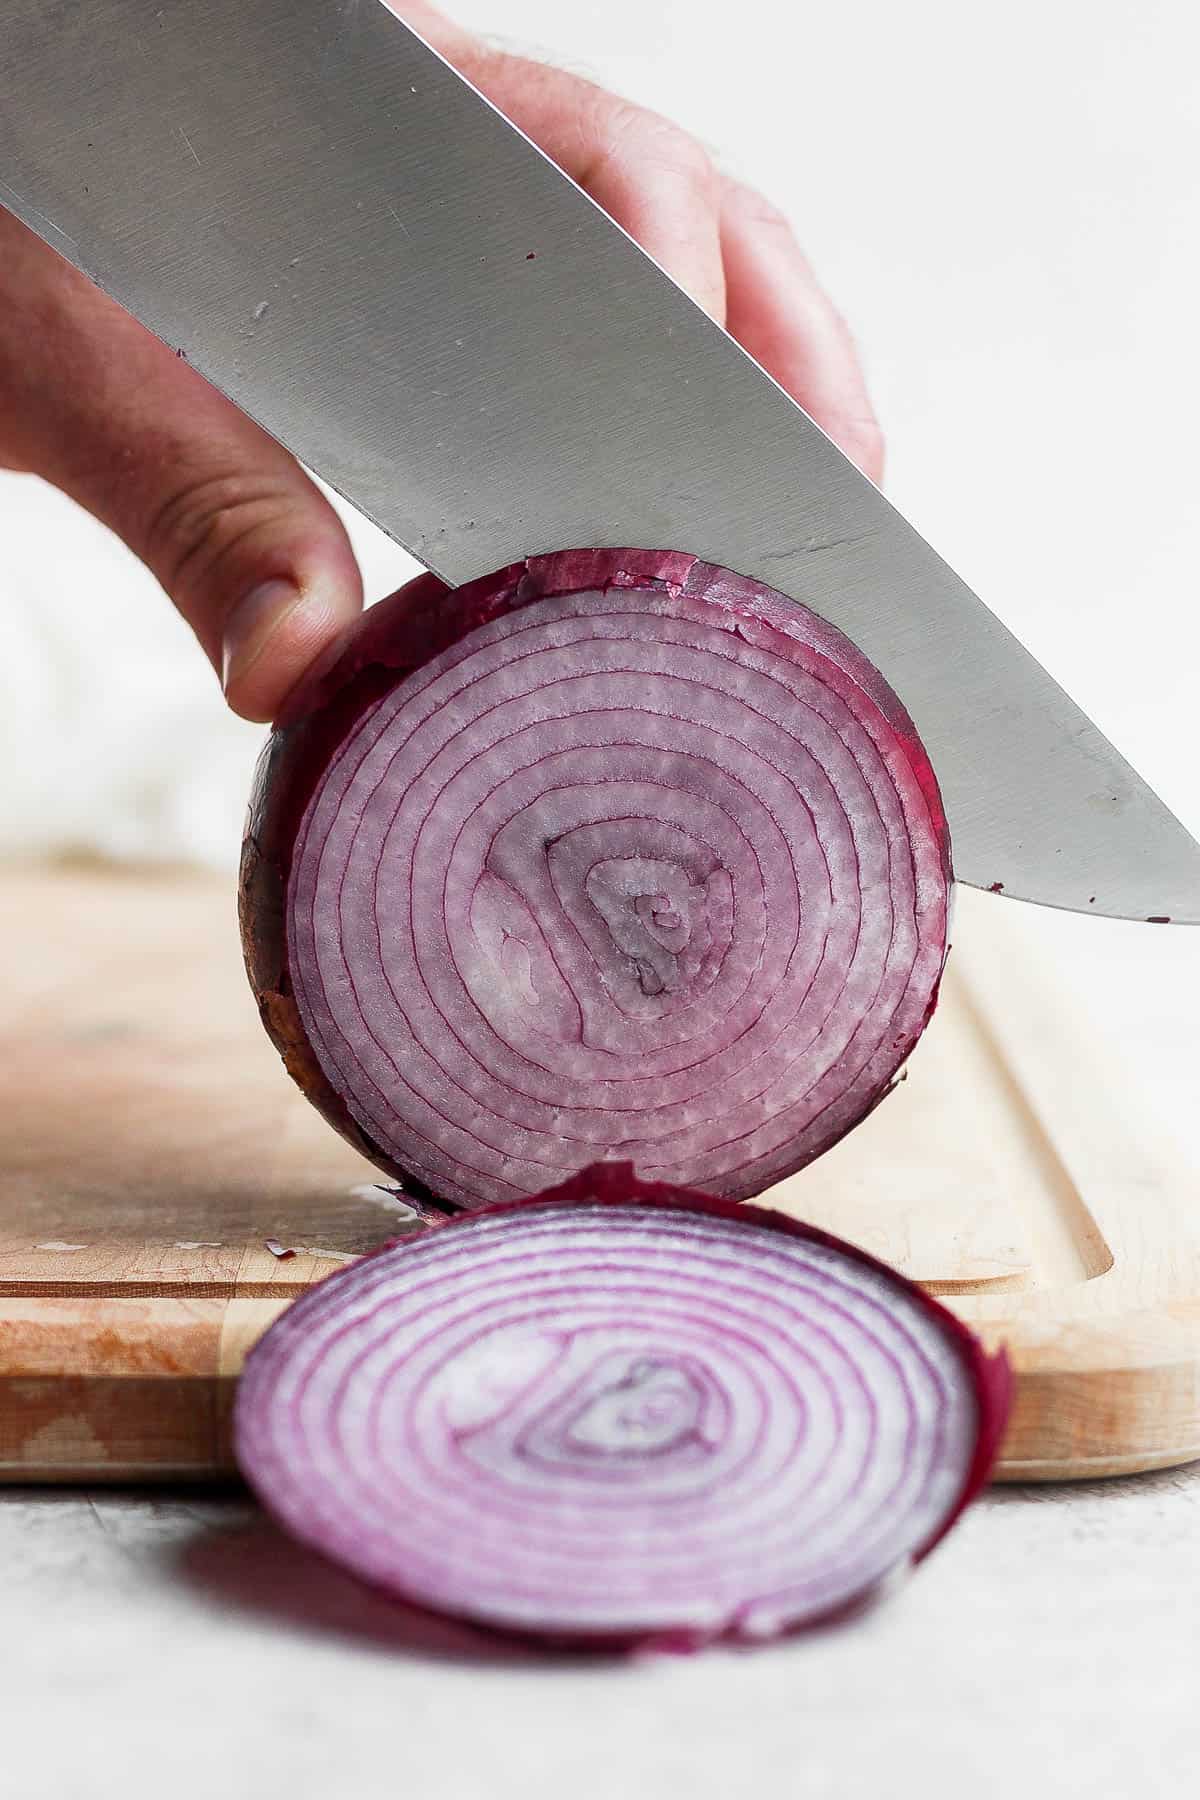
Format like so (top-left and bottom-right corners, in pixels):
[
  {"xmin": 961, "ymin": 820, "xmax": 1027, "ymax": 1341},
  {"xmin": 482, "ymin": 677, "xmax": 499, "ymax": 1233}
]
[{"xmin": 1, "ymin": 0, "xmax": 1196, "ymax": 922}]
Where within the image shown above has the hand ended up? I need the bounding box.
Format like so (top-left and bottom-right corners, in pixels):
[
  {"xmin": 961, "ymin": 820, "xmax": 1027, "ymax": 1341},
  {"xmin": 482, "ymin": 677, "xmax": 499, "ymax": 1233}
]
[{"xmin": 0, "ymin": 1, "xmax": 883, "ymax": 723}]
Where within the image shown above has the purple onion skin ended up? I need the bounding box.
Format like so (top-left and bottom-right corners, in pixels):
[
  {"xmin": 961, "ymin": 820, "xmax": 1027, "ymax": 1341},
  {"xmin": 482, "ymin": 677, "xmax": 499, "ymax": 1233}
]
[
  {"xmin": 234, "ymin": 1164, "xmax": 1012, "ymax": 1653},
  {"xmin": 240, "ymin": 566, "xmax": 456, "ymax": 1178},
  {"xmin": 240, "ymin": 549, "xmax": 952, "ymax": 1209}
]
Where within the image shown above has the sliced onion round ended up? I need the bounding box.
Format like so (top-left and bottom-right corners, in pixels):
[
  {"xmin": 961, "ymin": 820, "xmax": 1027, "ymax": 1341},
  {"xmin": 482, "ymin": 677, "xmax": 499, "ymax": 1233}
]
[
  {"xmin": 241, "ymin": 549, "xmax": 951, "ymax": 1208},
  {"xmin": 234, "ymin": 1166, "xmax": 1009, "ymax": 1647}
]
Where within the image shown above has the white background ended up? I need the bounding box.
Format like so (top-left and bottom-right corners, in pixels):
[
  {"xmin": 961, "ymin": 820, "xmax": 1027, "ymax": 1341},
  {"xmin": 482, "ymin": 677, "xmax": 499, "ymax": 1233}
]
[{"xmin": 1, "ymin": 5, "xmax": 1198, "ymax": 1795}]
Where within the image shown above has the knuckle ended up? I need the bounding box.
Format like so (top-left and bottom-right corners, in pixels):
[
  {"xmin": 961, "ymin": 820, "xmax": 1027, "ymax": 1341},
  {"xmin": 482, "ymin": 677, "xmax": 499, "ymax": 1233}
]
[
  {"xmin": 140, "ymin": 467, "xmax": 295, "ymax": 602},
  {"xmin": 603, "ymin": 101, "xmax": 715, "ymax": 197},
  {"xmin": 725, "ymin": 180, "xmax": 795, "ymax": 238}
]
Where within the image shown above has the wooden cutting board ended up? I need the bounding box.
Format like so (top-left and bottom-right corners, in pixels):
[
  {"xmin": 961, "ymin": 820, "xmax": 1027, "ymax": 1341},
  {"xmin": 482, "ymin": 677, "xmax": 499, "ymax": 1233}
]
[{"xmin": 1, "ymin": 863, "xmax": 1197, "ymax": 1483}]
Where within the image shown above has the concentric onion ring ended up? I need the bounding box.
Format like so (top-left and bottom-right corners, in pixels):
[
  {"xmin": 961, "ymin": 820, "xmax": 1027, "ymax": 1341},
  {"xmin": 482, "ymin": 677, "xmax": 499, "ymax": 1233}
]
[
  {"xmin": 234, "ymin": 1166, "xmax": 1009, "ymax": 1646},
  {"xmin": 240, "ymin": 550, "xmax": 951, "ymax": 1208}
]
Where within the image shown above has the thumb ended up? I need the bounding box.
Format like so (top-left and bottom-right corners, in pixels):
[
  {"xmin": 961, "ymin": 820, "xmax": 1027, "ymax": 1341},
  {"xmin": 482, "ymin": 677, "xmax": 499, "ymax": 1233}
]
[{"xmin": 0, "ymin": 212, "xmax": 361, "ymax": 722}]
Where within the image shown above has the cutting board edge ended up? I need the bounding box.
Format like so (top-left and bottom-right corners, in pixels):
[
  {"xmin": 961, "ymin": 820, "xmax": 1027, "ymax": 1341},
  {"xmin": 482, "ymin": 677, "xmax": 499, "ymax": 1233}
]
[
  {"xmin": 2, "ymin": 1292, "xmax": 1198, "ymax": 1485},
  {"xmin": 993, "ymin": 1447, "xmax": 1200, "ymax": 1483}
]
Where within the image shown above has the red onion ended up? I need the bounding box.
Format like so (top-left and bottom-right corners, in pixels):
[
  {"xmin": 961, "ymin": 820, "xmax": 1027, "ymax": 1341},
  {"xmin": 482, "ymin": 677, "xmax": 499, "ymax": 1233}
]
[
  {"xmin": 234, "ymin": 1165, "xmax": 1009, "ymax": 1647},
  {"xmin": 241, "ymin": 549, "xmax": 951, "ymax": 1209}
]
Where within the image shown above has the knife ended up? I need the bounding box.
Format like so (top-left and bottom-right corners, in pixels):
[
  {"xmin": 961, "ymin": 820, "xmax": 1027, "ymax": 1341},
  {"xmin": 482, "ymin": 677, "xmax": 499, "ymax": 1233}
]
[{"xmin": 1, "ymin": 0, "xmax": 1196, "ymax": 923}]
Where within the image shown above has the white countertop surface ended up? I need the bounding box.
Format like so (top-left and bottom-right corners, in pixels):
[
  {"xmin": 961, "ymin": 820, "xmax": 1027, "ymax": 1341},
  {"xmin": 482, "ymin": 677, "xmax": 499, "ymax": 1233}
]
[
  {"xmin": 3, "ymin": 1469, "xmax": 1198, "ymax": 1800},
  {"xmin": 2, "ymin": 3, "xmax": 1197, "ymax": 1793}
]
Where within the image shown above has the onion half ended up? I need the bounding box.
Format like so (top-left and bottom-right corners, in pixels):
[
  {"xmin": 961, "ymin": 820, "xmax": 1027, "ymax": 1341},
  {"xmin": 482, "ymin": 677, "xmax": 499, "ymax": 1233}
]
[
  {"xmin": 234, "ymin": 1165, "xmax": 1009, "ymax": 1647},
  {"xmin": 241, "ymin": 550, "xmax": 951, "ymax": 1208}
]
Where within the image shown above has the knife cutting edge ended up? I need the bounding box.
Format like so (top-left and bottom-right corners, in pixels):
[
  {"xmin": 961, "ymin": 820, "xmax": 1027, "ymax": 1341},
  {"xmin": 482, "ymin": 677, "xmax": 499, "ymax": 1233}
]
[{"xmin": 0, "ymin": 0, "xmax": 1197, "ymax": 922}]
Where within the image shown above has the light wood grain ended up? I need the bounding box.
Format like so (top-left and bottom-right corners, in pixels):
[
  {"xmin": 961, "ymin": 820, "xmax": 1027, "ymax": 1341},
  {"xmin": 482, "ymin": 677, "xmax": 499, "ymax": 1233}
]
[{"xmin": 0, "ymin": 863, "xmax": 1196, "ymax": 1481}]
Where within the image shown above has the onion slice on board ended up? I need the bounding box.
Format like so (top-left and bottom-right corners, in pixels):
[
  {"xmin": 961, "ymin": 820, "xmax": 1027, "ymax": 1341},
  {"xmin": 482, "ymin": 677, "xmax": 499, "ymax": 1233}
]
[
  {"xmin": 240, "ymin": 549, "xmax": 952, "ymax": 1209},
  {"xmin": 234, "ymin": 1166, "xmax": 1010, "ymax": 1648}
]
